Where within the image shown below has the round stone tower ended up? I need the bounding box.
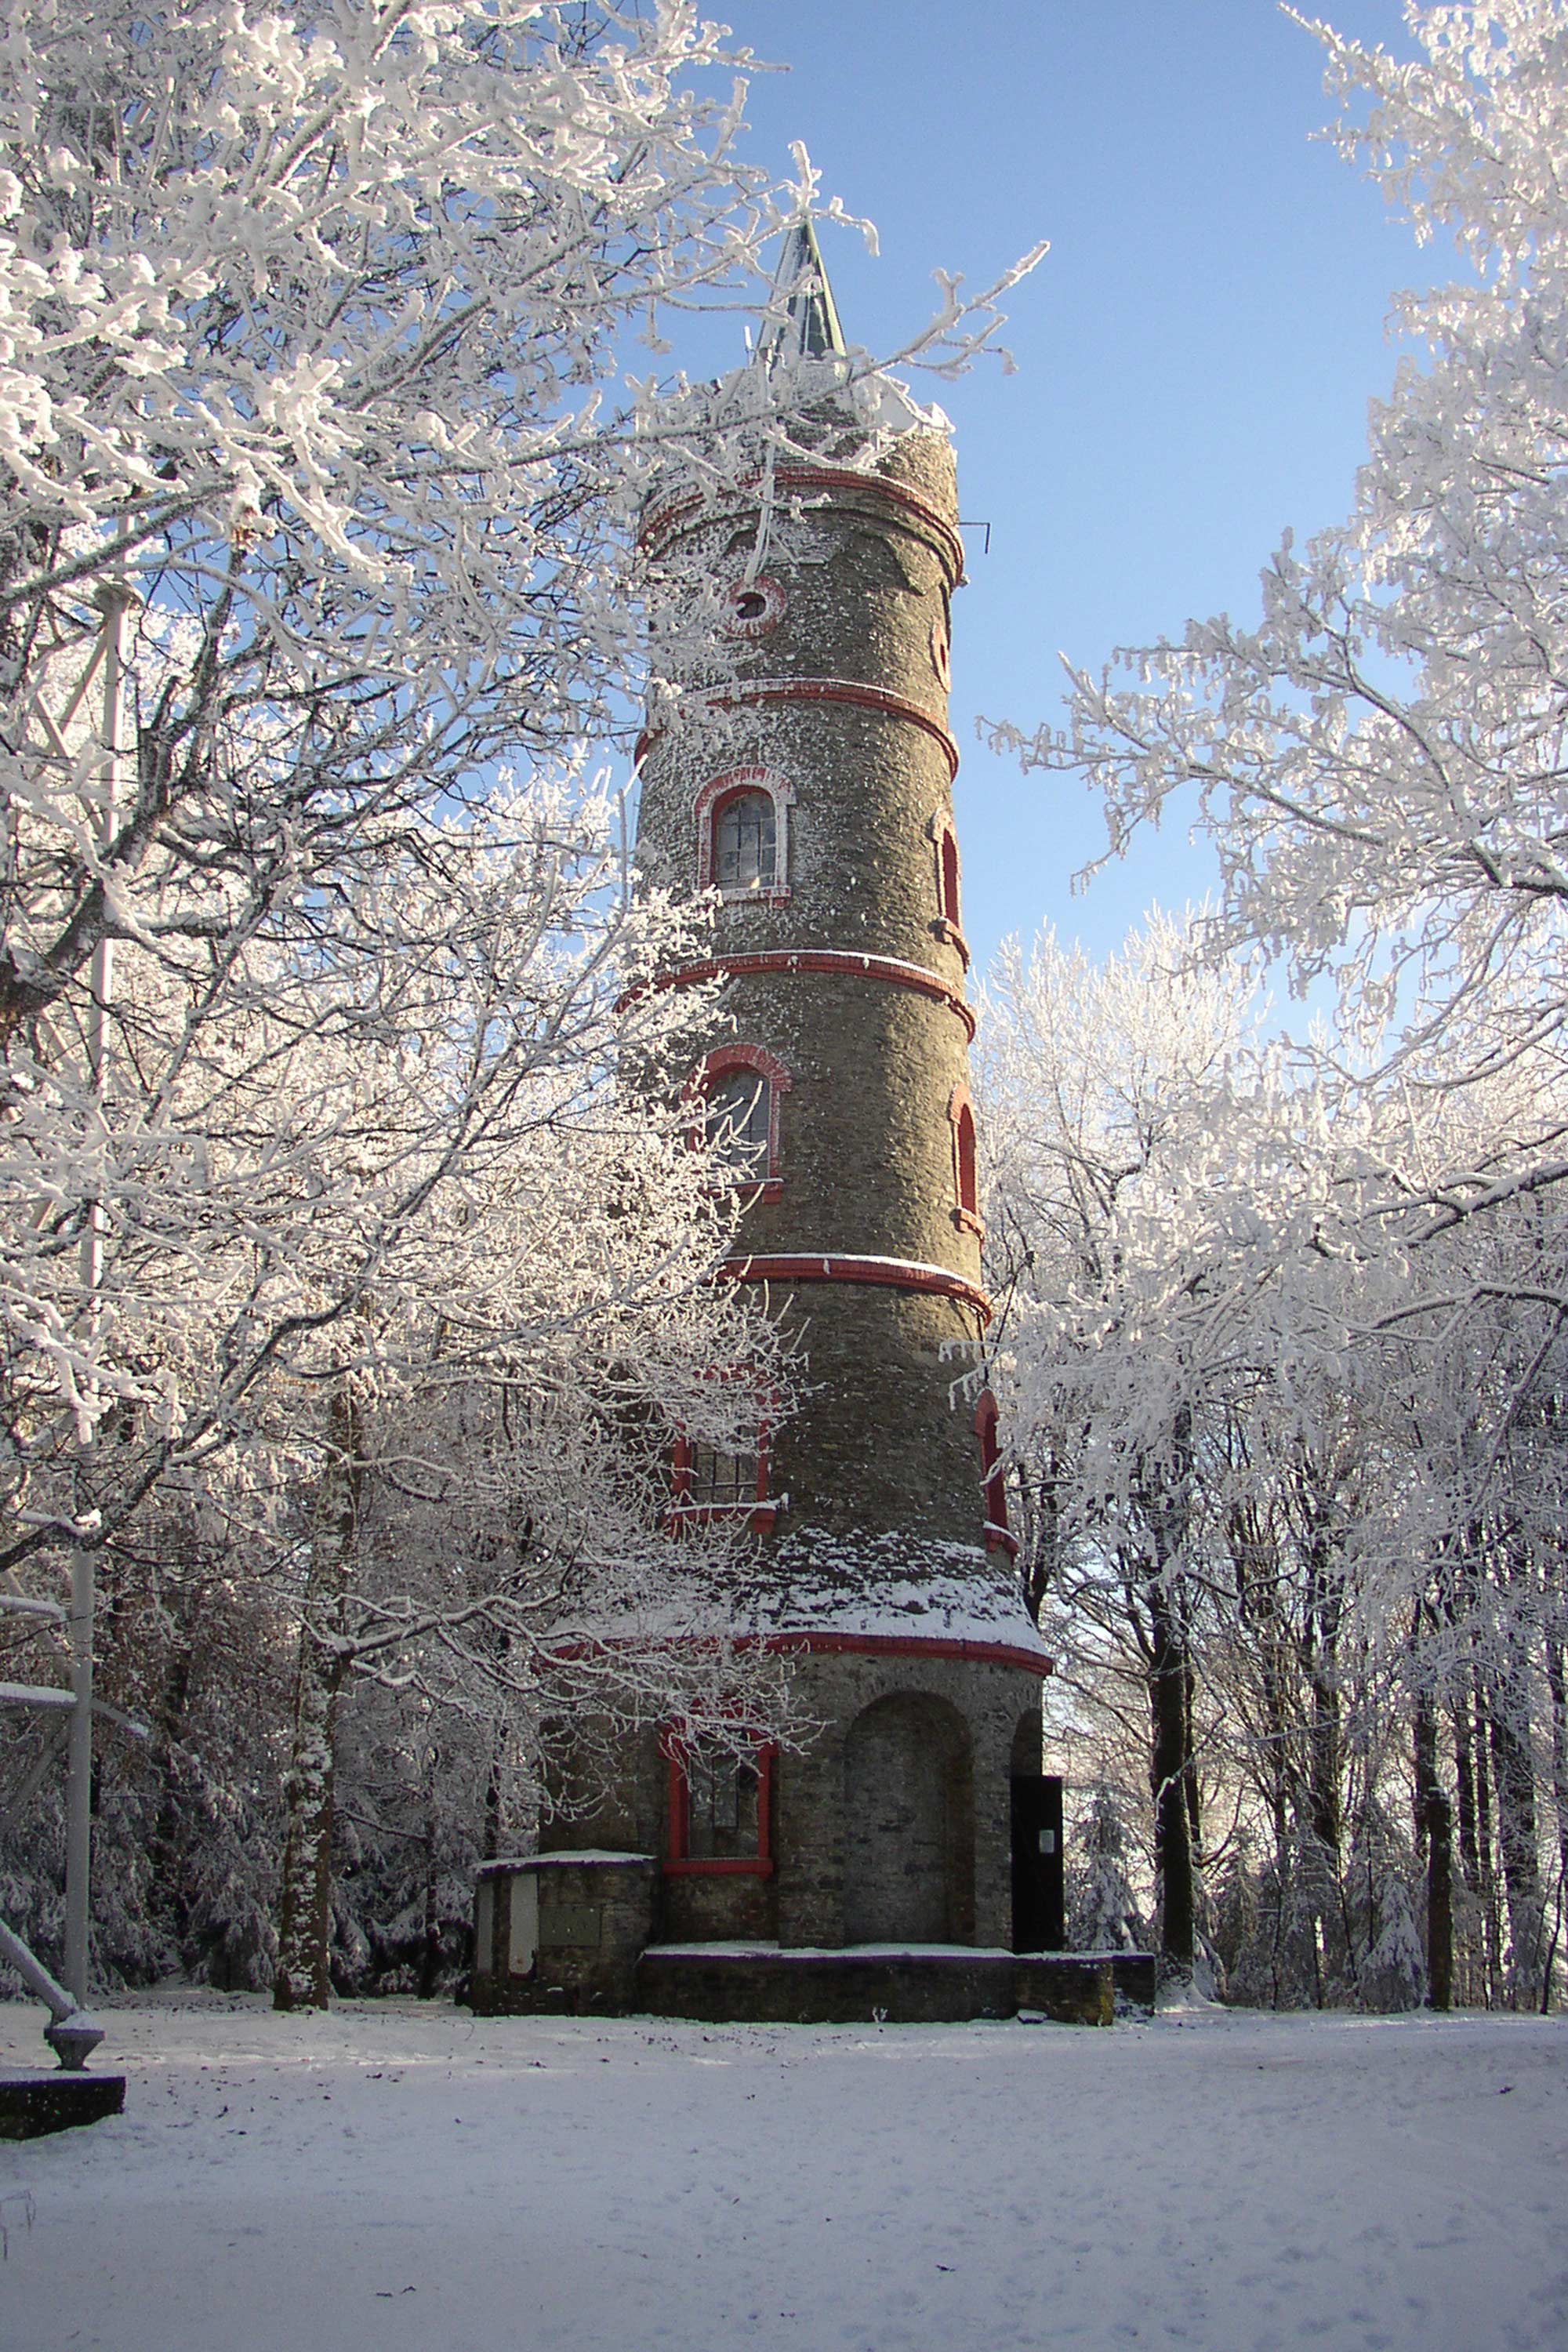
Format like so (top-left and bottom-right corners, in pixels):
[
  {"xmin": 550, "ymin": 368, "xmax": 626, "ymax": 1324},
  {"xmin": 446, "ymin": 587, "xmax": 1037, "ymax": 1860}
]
[
  {"xmin": 471, "ymin": 227, "xmax": 1052, "ymax": 2016},
  {"xmin": 626, "ymin": 224, "xmax": 1050, "ymax": 1957}
]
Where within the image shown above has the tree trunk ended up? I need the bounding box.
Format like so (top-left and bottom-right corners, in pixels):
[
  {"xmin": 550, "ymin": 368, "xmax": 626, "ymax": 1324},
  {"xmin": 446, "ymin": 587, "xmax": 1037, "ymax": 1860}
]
[
  {"xmin": 1543, "ymin": 1632, "xmax": 1568, "ymax": 1963},
  {"xmin": 1149, "ymin": 1583, "xmax": 1196, "ymax": 1984},
  {"xmin": 1486, "ymin": 1668, "xmax": 1544, "ymax": 2009},
  {"xmin": 1472, "ymin": 1671, "xmax": 1504, "ymax": 2005},
  {"xmin": 1413, "ymin": 1657, "xmax": 1452, "ymax": 2011},
  {"xmin": 274, "ymin": 1386, "xmax": 361, "ymax": 2013},
  {"xmin": 1142, "ymin": 1407, "xmax": 1199, "ymax": 1989}
]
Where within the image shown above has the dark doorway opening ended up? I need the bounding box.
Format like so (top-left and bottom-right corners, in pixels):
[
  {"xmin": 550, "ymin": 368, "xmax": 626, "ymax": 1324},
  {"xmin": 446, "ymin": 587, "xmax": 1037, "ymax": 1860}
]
[{"xmin": 1011, "ymin": 1775, "xmax": 1065, "ymax": 1952}]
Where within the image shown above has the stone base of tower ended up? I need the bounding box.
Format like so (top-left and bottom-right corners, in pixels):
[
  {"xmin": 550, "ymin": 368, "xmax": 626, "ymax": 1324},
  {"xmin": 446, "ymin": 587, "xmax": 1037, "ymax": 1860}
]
[
  {"xmin": 465, "ymin": 1624, "xmax": 1163, "ymax": 2027},
  {"xmin": 634, "ymin": 1945, "xmax": 1140, "ymax": 2027}
]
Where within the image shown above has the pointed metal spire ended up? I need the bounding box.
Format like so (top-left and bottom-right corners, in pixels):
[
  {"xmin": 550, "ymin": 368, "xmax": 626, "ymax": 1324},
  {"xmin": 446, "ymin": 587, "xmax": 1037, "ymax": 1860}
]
[{"xmin": 757, "ymin": 212, "xmax": 847, "ymax": 365}]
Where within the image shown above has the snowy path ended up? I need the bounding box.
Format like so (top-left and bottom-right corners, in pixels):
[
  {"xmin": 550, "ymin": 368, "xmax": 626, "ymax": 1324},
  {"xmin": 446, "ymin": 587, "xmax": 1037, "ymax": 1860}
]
[{"xmin": 2, "ymin": 1994, "xmax": 1564, "ymax": 2351}]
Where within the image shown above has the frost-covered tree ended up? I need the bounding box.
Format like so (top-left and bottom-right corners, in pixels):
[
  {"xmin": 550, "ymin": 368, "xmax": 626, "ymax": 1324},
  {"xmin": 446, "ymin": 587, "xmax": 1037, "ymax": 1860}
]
[
  {"xmin": 1065, "ymin": 1782, "xmax": 1149, "ymax": 1956},
  {"xmin": 978, "ymin": 913, "xmax": 1568, "ymax": 2009},
  {"xmin": 982, "ymin": 0, "xmax": 1568, "ymax": 2012},
  {"xmin": 996, "ymin": 1, "xmax": 1568, "ymax": 1208},
  {"xmin": 1, "ymin": 0, "xmax": 799, "ymax": 1529},
  {"xmin": 976, "ymin": 916, "xmax": 1287, "ymax": 1987},
  {"xmin": 0, "ymin": 0, "xmax": 1040, "ymax": 2001}
]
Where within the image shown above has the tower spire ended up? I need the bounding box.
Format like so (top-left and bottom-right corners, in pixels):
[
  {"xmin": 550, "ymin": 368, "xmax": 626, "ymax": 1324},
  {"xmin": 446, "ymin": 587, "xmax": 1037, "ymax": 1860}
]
[{"xmin": 757, "ymin": 212, "xmax": 847, "ymax": 365}]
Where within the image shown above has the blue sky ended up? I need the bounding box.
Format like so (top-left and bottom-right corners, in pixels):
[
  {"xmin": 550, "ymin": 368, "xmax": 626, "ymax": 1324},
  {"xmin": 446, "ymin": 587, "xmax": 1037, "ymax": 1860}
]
[{"xmin": 695, "ymin": 0, "xmax": 1443, "ymax": 978}]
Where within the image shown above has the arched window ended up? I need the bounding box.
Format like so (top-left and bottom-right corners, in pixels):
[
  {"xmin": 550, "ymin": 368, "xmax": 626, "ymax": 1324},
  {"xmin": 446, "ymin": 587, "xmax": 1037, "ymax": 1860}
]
[
  {"xmin": 930, "ymin": 816, "xmax": 969, "ymax": 964},
  {"xmin": 948, "ymin": 1083, "xmax": 982, "ymax": 1238},
  {"xmin": 690, "ymin": 1043, "xmax": 791, "ymax": 1201},
  {"xmin": 941, "ymin": 829, "xmax": 961, "ymax": 927},
  {"xmin": 694, "ymin": 768, "xmax": 793, "ymax": 901},
  {"xmin": 975, "ymin": 1388, "xmax": 1018, "ymax": 1559},
  {"xmin": 704, "ymin": 1067, "xmax": 770, "ymax": 1180},
  {"xmin": 714, "ymin": 789, "xmax": 776, "ymax": 891}
]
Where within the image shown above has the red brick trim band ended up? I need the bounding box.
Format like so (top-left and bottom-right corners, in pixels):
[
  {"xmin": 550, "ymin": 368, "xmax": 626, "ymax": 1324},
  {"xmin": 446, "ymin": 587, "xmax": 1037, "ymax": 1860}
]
[
  {"xmin": 652, "ymin": 950, "xmax": 976, "ymax": 1041},
  {"xmin": 717, "ymin": 1252, "xmax": 991, "ymax": 1324},
  {"xmin": 759, "ymin": 1630, "xmax": 1051, "ymax": 1679},
  {"xmin": 772, "ymin": 467, "xmax": 967, "ymax": 582},
  {"xmin": 641, "ymin": 466, "xmax": 966, "ymax": 584},
  {"xmin": 637, "ymin": 677, "xmax": 959, "ymax": 782}
]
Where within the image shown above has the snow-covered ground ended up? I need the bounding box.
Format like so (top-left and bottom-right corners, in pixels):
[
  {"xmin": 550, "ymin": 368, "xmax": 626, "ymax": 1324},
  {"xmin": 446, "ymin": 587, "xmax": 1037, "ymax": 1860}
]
[{"xmin": 2, "ymin": 1992, "xmax": 1564, "ymax": 2351}]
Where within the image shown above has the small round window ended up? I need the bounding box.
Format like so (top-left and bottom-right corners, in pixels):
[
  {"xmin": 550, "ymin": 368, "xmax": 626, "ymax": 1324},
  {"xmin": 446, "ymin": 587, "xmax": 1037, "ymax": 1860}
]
[
  {"xmin": 930, "ymin": 616, "xmax": 952, "ymax": 688},
  {"xmin": 722, "ymin": 575, "xmax": 786, "ymax": 637}
]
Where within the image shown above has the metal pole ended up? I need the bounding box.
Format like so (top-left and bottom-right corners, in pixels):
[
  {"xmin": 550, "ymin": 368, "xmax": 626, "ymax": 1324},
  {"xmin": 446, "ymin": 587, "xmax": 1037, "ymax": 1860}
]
[{"xmin": 63, "ymin": 579, "xmax": 135, "ymax": 2008}]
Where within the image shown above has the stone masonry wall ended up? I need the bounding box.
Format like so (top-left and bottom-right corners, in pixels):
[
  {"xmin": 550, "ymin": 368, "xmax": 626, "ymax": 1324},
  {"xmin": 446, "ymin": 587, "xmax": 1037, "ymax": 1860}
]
[{"xmin": 552, "ymin": 1650, "xmax": 1044, "ymax": 1953}]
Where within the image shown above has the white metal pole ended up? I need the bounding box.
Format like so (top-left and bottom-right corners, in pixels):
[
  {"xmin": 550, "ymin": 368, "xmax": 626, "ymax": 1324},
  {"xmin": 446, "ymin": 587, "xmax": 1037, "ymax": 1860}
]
[{"xmin": 63, "ymin": 579, "xmax": 135, "ymax": 2008}]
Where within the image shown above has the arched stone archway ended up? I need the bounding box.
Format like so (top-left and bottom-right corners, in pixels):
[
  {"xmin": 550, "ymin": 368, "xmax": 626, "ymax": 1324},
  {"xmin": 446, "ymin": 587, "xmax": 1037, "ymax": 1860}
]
[{"xmin": 841, "ymin": 1692, "xmax": 974, "ymax": 1944}]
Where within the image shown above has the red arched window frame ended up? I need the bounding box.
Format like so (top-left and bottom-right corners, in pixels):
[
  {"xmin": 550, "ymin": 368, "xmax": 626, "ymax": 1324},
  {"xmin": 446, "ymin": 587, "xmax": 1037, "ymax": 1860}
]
[
  {"xmin": 975, "ymin": 1388, "xmax": 1018, "ymax": 1560},
  {"xmin": 662, "ymin": 1727, "xmax": 777, "ymax": 1877},
  {"xmin": 693, "ymin": 766, "xmax": 793, "ymax": 902},
  {"xmin": 930, "ymin": 816, "xmax": 969, "ymax": 967},
  {"xmin": 688, "ymin": 1042, "xmax": 791, "ymax": 1203},
  {"xmin": 947, "ymin": 1082, "xmax": 983, "ymax": 1239}
]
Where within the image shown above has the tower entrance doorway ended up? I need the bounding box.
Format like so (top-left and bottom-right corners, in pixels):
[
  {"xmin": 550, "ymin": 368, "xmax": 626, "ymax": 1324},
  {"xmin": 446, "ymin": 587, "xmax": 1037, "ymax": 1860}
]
[
  {"xmin": 841, "ymin": 1693, "xmax": 973, "ymax": 1944},
  {"xmin": 1010, "ymin": 1774, "xmax": 1065, "ymax": 1951}
]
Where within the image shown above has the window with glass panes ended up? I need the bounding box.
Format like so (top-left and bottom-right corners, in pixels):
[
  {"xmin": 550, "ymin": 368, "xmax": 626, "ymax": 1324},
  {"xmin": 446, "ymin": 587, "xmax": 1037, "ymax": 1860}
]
[
  {"xmin": 680, "ymin": 1737, "xmax": 764, "ymax": 1863},
  {"xmin": 713, "ymin": 789, "xmax": 777, "ymax": 890},
  {"xmin": 703, "ymin": 1068, "xmax": 770, "ymax": 1179},
  {"xmin": 686, "ymin": 1439, "xmax": 760, "ymax": 1508}
]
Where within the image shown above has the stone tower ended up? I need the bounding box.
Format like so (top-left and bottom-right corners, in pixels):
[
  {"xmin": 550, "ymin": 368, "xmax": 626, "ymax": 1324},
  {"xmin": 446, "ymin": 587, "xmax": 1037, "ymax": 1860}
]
[{"xmin": 471, "ymin": 226, "xmax": 1055, "ymax": 2018}]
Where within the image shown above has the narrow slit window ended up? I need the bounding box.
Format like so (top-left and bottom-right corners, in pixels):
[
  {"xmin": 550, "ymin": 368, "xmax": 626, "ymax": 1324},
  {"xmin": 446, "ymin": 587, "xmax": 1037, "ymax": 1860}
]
[
  {"xmin": 976, "ymin": 1389, "xmax": 1017, "ymax": 1557},
  {"xmin": 956, "ymin": 1102, "xmax": 978, "ymax": 1217},
  {"xmin": 940, "ymin": 829, "xmax": 961, "ymax": 928},
  {"xmin": 948, "ymin": 1083, "xmax": 982, "ymax": 1237}
]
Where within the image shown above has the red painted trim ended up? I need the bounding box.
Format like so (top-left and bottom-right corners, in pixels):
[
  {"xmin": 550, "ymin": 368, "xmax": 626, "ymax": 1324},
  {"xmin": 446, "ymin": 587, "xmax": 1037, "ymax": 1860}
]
[
  {"xmin": 932, "ymin": 915, "xmax": 971, "ymax": 971},
  {"xmin": 720, "ymin": 573, "xmax": 786, "ymax": 638},
  {"xmin": 722, "ymin": 681, "xmax": 958, "ymax": 779},
  {"xmin": 947, "ymin": 1083, "xmax": 982, "ymax": 1236},
  {"xmin": 692, "ymin": 764, "xmax": 794, "ymax": 897},
  {"xmin": 975, "ymin": 1389, "xmax": 1014, "ymax": 1557},
  {"xmin": 772, "ymin": 467, "xmax": 966, "ymax": 581},
  {"xmin": 760, "ymin": 1630, "xmax": 1051, "ymax": 1679},
  {"xmin": 695, "ymin": 1040, "xmax": 793, "ymax": 1087},
  {"xmin": 637, "ymin": 679, "xmax": 959, "ymax": 783},
  {"xmin": 640, "ymin": 466, "xmax": 966, "ymax": 584},
  {"xmin": 652, "ymin": 950, "xmax": 975, "ymax": 1041},
  {"xmin": 717, "ymin": 1253, "xmax": 991, "ymax": 1324},
  {"xmin": 662, "ymin": 1857, "xmax": 775, "ymax": 1878},
  {"xmin": 663, "ymin": 1733, "xmax": 778, "ymax": 1875},
  {"xmin": 688, "ymin": 1043, "xmax": 793, "ymax": 1191},
  {"xmin": 552, "ymin": 1629, "xmax": 1052, "ymax": 1679}
]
